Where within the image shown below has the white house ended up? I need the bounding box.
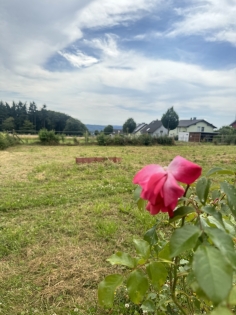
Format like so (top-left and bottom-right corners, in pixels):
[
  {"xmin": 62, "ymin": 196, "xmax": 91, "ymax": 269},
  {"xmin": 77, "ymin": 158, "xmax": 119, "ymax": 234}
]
[
  {"xmin": 140, "ymin": 120, "xmax": 168, "ymax": 136},
  {"xmin": 169, "ymin": 118, "xmax": 217, "ymax": 137},
  {"xmin": 132, "ymin": 123, "xmax": 147, "ymax": 136}
]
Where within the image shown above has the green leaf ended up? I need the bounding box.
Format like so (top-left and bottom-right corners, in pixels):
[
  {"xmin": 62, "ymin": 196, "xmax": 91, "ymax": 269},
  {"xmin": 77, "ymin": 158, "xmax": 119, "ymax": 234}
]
[
  {"xmin": 141, "ymin": 300, "xmax": 156, "ymax": 312},
  {"xmin": 221, "ymin": 203, "xmax": 231, "ymax": 215},
  {"xmin": 127, "ymin": 270, "xmax": 149, "ymax": 304},
  {"xmin": 134, "ymin": 186, "xmax": 146, "ymax": 211},
  {"xmin": 107, "ymin": 252, "xmax": 137, "ymax": 268},
  {"xmin": 170, "ymin": 225, "xmax": 202, "ymax": 258},
  {"xmin": 137, "ymin": 198, "xmax": 146, "ymax": 211},
  {"xmin": 98, "ymin": 274, "xmax": 123, "ymax": 307},
  {"xmin": 210, "ymin": 306, "xmax": 233, "ymax": 315},
  {"xmin": 158, "ymin": 242, "xmax": 171, "ymax": 261},
  {"xmin": 170, "ymin": 206, "xmax": 196, "ymax": 223},
  {"xmin": 206, "ymin": 216, "xmax": 225, "ymax": 231},
  {"xmin": 134, "ymin": 185, "xmax": 142, "ymax": 202},
  {"xmin": 202, "ymin": 205, "xmax": 218, "ymax": 216},
  {"xmin": 223, "ymin": 218, "xmax": 236, "ymax": 236},
  {"xmin": 202, "ymin": 206, "xmax": 224, "ymax": 228},
  {"xmin": 220, "ymin": 182, "xmax": 236, "ymax": 218},
  {"xmin": 133, "ymin": 239, "xmax": 150, "ymax": 263},
  {"xmin": 228, "ymin": 286, "xmax": 236, "ymax": 305},
  {"xmin": 146, "ymin": 262, "xmax": 168, "ymax": 291},
  {"xmin": 205, "ymin": 227, "xmax": 236, "ymax": 268},
  {"xmin": 212, "ymin": 189, "xmax": 221, "ymax": 201},
  {"xmin": 193, "ymin": 245, "xmax": 233, "ymax": 305},
  {"xmin": 144, "ymin": 225, "xmax": 158, "ymax": 246},
  {"xmin": 206, "ymin": 167, "xmax": 235, "ymax": 177},
  {"xmin": 196, "ymin": 177, "xmax": 211, "ymax": 205}
]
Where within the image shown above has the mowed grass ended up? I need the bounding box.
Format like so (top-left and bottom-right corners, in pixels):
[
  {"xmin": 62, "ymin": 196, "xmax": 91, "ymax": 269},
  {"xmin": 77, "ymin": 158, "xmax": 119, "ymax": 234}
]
[{"xmin": 0, "ymin": 144, "xmax": 236, "ymax": 315}]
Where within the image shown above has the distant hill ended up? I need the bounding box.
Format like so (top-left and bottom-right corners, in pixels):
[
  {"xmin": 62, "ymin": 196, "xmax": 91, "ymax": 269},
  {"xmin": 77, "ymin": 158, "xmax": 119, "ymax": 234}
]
[{"xmin": 85, "ymin": 124, "xmax": 122, "ymax": 132}]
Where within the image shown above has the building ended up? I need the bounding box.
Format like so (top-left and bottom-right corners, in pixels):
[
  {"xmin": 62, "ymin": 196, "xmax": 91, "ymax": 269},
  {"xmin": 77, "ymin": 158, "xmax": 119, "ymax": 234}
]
[
  {"xmin": 230, "ymin": 120, "xmax": 236, "ymax": 129},
  {"xmin": 140, "ymin": 120, "xmax": 168, "ymax": 136},
  {"xmin": 169, "ymin": 118, "xmax": 217, "ymax": 142}
]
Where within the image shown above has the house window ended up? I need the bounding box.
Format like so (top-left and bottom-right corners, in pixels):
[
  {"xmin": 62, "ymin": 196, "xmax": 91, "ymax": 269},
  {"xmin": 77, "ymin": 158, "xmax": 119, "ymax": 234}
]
[
  {"xmin": 197, "ymin": 126, "xmax": 201, "ymax": 131},
  {"xmin": 201, "ymin": 127, "xmax": 204, "ymax": 132}
]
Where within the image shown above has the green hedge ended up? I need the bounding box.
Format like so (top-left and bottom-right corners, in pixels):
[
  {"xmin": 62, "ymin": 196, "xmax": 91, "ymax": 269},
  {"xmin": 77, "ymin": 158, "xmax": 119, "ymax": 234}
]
[{"xmin": 96, "ymin": 133, "xmax": 174, "ymax": 146}]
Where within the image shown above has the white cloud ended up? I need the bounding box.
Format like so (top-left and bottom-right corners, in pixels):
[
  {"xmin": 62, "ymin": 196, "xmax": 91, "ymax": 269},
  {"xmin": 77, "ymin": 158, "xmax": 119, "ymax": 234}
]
[
  {"xmin": 58, "ymin": 51, "xmax": 98, "ymax": 68},
  {"xmin": 1, "ymin": 40, "xmax": 236, "ymax": 128},
  {"xmin": 77, "ymin": 0, "xmax": 163, "ymax": 29},
  {"xmin": 84, "ymin": 34, "xmax": 120, "ymax": 57},
  {"xmin": 169, "ymin": 0, "xmax": 236, "ymax": 45},
  {"xmin": 0, "ymin": 0, "xmax": 93, "ymax": 69}
]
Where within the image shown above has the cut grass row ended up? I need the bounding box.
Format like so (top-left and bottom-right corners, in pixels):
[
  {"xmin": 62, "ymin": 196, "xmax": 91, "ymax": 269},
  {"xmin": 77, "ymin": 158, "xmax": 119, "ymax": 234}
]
[{"xmin": 0, "ymin": 144, "xmax": 236, "ymax": 314}]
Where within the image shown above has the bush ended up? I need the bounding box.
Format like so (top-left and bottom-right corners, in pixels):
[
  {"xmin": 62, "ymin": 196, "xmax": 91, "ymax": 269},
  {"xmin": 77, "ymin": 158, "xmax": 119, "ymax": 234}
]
[
  {"xmin": 96, "ymin": 133, "xmax": 108, "ymax": 145},
  {"xmin": 38, "ymin": 129, "xmax": 60, "ymax": 144},
  {"xmin": 0, "ymin": 132, "xmax": 18, "ymax": 150}
]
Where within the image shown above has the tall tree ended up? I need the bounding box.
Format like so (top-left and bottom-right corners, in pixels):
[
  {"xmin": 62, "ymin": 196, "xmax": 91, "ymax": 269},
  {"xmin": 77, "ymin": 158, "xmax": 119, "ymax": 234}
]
[
  {"xmin": 161, "ymin": 107, "xmax": 179, "ymax": 135},
  {"xmin": 28, "ymin": 102, "xmax": 37, "ymax": 129},
  {"xmin": 20, "ymin": 120, "xmax": 35, "ymax": 133},
  {"xmin": 64, "ymin": 117, "xmax": 87, "ymax": 135},
  {"xmin": 2, "ymin": 117, "xmax": 15, "ymax": 131},
  {"xmin": 123, "ymin": 118, "xmax": 136, "ymax": 133},
  {"xmin": 104, "ymin": 125, "xmax": 113, "ymax": 134}
]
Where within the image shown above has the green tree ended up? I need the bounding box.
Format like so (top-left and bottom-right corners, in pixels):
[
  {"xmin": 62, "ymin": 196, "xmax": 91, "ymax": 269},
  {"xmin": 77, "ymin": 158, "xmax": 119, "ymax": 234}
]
[
  {"xmin": 161, "ymin": 107, "xmax": 179, "ymax": 135},
  {"xmin": 20, "ymin": 120, "xmax": 35, "ymax": 134},
  {"xmin": 94, "ymin": 130, "xmax": 99, "ymax": 135},
  {"xmin": 123, "ymin": 118, "xmax": 136, "ymax": 134},
  {"xmin": 104, "ymin": 125, "xmax": 113, "ymax": 135},
  {"xmin": 63, "ymin": 117, "xmax": 87, "ymax": 136},
  {"xmin": 217, "ymin": 126, "xmax": 236, "ymax": 135},
  {"xmin": 2, "ymin": 117, "xmax": 15, "ymax": 131}
]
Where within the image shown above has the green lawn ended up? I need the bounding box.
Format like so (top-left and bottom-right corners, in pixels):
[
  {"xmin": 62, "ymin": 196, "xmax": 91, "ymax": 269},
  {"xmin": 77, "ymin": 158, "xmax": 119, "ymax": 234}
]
[{"xmin": 0, "ymin": 144, "xmax": 236, "ymax": 315}]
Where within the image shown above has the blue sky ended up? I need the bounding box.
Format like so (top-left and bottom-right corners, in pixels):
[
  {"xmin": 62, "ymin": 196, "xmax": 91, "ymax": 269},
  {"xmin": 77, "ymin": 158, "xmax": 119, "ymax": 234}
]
[{"xmin": 1, "ymin": 0, "xmax": 236, "ymax": 128}]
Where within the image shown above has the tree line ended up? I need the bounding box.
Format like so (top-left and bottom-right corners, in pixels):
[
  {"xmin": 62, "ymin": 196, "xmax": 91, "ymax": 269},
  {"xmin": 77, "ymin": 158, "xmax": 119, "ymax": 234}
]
[{"xmin": 0, "ymin": 101, "xmax": 88, "ymax": 135}]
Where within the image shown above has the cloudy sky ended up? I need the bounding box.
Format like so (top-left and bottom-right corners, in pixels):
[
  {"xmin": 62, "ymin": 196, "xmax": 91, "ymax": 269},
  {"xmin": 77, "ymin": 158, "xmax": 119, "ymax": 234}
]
[{"xmin": 1, "ymin": 0, "xmax": 236, "ymax": 128}]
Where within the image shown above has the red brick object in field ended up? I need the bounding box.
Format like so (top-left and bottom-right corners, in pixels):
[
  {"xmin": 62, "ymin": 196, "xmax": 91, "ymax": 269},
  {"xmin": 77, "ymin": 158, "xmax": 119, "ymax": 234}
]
[{"xmin": 75, "ymin": 157, "xmax": 121, "ymax": 164}]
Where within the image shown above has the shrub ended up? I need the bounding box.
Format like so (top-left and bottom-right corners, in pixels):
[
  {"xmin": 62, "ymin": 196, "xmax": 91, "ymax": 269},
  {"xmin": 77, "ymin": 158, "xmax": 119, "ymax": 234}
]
[
  {"xmin": 96, "ymin": 133, "xmax": 108, "ymax": 145},
  {"xmin": 139, "ymin": 134, "xmax": 152, "ymax": 146},
  {"xmin": 38, "ymin": 129, "xmax": 60, "ymax": 144},
  {"xmin": 0, "ymin": 132, "xmax": 18, "ymax": 150}
]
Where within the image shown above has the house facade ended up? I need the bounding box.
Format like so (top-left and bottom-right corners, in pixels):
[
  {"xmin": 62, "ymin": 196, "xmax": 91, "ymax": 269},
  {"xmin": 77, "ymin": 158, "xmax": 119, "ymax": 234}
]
[
  {"xmin": 140, "ymin": 120, "xmax": 168, "ymax": 136},
  {"xmin": 169, "ymin": 119, "xmax": 217, "ymax": 137}
]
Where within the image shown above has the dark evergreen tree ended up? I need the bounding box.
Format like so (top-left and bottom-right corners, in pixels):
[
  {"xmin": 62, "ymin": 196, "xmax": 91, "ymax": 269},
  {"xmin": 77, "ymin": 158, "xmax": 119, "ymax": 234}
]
[{"xmin": 2, "ymin": 117, "xmax": 15, "ymax": 131}]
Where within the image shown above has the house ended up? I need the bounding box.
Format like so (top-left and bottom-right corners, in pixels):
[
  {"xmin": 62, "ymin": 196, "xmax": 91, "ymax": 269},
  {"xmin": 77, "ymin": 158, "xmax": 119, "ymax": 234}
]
[
  {"xmin": 169, "ymin": 118, "xmax": 217, "ymax": 142},
  {"xmin": 140, "ymin": 120, "xmax": 168, "ymax": 136},
  {"xmin": 230, "ymin": 120, "xmax": 236, "ymax": 129},
  {"xmin": 132, "ymin": 123, "xmax": 147, "ymax": 136}
]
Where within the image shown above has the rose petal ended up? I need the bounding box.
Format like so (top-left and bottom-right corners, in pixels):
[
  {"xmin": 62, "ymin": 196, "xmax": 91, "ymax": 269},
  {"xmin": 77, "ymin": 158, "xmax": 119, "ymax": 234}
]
[
  {"xmin": 146, "ymin": 202, "xmax": 161, "ymax": 215},
  {"xmin": 141, "ymin": 172, "xmax": 166, "ymax": 204},
  {"xmin": 168, "ymin": 156, "xmax": 202, "ymax": 184},
  {"xmin": 133, "ymin": 164, "xmax": 164, "ymax": 187},
  {"xmin": 162, "ymin": 172, "xmax": 184, "ymax": 207}
]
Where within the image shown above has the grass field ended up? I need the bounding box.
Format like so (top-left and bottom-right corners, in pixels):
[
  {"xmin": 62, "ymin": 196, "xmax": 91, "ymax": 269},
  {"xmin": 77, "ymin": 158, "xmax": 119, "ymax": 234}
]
[{"xmin": 0, "ymin": 144, "xmax": 236, "ymax": 315}]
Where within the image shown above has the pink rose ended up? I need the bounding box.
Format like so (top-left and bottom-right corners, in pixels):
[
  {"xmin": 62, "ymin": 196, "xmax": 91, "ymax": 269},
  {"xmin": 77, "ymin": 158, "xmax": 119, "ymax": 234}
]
[{"xmin": 133, "ymin": 156, "xmax": 202, "ymax": 217}]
